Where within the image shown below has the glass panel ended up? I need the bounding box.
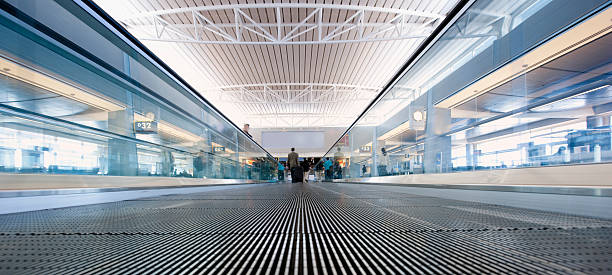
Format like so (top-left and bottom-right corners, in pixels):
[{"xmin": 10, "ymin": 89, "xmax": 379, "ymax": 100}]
[
  {"xmin": 0, "ymin": 1, "xmax": 276, "ymax": 181},
  {"xmin": 321, "ymin": 0, "xmax": 610, "ymax": 178}
]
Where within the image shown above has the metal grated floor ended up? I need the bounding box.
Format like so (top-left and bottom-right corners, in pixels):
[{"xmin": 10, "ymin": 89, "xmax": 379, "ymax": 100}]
[{"xmin": 0, "ymin": 183, "xmax": 611, "ymax": 274}]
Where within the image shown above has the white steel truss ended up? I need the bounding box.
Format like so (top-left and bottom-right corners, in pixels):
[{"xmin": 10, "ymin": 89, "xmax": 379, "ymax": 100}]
[
  {"xmin": 203, "ymin": 83, "xmax": 379, "ymax": 104},
  {"xmin": 243, "ymin": 113, "xmax": 368, "ymax": 128},
  {"xmin": 202, "ymin": 83, "xmax": 419, "ymax": 128},
  {"xmin": 118, "ymin": 3, "xmax": 445, "ymax": 45}
]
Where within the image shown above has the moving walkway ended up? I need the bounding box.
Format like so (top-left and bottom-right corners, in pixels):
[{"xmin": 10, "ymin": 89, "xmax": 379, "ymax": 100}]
[{"xmin": 1, "ymin": 182, "xmax": 611, "ymax": 274}]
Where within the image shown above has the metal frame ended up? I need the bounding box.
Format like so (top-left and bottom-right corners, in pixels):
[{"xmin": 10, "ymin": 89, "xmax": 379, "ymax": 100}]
[
  {"xmin": 202, "ymin": 83, "xmax": 418, "ymax": 128},
  {"xmin": 119, "ymin": 3, "xmax": 445, "ymax": 45},
  {"xmin": 203, "ymin": 83, "xmax": 381, "ymax": 104}
]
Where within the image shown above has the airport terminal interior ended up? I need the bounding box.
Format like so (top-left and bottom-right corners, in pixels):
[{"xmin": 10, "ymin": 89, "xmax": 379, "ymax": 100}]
[{"xmin": 0, "ymin": 0, "xmax": 611, "ymax": 273}]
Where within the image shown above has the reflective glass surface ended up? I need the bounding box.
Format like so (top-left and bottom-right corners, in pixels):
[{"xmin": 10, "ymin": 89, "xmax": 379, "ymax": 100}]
[
  {"xmin": 0, "ymin": 0, "xmax": 276, "ymax": 180},
  {"xmin": 321, "ymin": 0, "xmax": 611, "ymax": 179}
]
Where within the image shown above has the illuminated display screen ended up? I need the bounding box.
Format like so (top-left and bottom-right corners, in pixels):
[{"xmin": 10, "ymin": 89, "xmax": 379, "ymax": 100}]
[{"xmin": 262, "ymin": 131, "xmax": 324, "ymax": 149}]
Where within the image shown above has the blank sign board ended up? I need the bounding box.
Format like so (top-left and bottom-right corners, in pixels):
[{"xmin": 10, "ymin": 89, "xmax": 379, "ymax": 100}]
[{"xmin": 262, "ymin": 131, "xmax": 324, "ymax": 149}]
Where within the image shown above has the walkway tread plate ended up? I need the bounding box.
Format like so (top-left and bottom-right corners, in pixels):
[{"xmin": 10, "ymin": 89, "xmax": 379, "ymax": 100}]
[{"xmin": 0, "ymin": 183, "xmax": 611, "ymax": 274}]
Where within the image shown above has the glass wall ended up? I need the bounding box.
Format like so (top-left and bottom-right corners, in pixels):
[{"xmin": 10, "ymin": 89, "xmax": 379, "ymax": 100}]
[
  {"xmin": 0, "ymin": 0, "xmax": 276, "ymax": 180},
  {"xmin": 322, "ymin": 0, "xmax": 611, "ymax": 179}
]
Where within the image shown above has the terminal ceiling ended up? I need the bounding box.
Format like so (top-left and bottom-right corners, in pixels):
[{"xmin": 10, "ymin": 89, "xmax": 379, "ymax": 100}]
[{"xmin": 94, "ymin": 0, "xmax": 459, "ymax": 129}]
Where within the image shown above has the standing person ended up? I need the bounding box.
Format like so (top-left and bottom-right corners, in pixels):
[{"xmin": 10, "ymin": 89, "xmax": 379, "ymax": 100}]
[
  {"xmin": 193, "ymin": 150, "xmax": 206, "ymax": 178},
  {"xmin": 333, "ymin": 160, "xmax": 341, "ymax": 179},
  {"xmin": 323, "ymin": 157, "xmax": 333, "ymax": 181},
  {"xmin": 378, "ymin": 147, "xmax": 390, "ymax": 176},
  {"xmin": 288, "ymin": 148, "xmax": 302, "ymax": 183},
  {"xmin": 161, "ymin": 150, "xmax": 174, "ymax": 176},
  {"xmin": 315, "ymin": 160, "xmax": 324, "ymax": 182},
  {"xmin": 301, "ymin": 158, "xmax": 311, "ymax": 183},
  {"xmin": 288, "ymin": 148, "xmax": 298, "ymax": 170},
  {"xmin": 277, "ymin": 161, "xmax": 285, "ymax": 181},
  {"xmin": 242, "ymin": 123, "xmax": 252, "ymax": 137},
  {"xmin": 362, "ymin": 164, "xmax": 367, "ymax": 177}
]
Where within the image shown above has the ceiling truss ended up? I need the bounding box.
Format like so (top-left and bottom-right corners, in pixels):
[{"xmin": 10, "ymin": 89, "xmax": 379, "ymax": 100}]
[
  {"xmin": 203, "ymin": 83, "xmax": 419, "ymax": 128},
  {"xmin": 203, "ymin": 83, "xmax": 382, "ymax": 104},
  {"xmin": 243, "ymin": 113, "xmax": 381, "ymax": 129},
  {"xmin": 119, "ymin": 3, "xmax": 444, "ymax": 45}
]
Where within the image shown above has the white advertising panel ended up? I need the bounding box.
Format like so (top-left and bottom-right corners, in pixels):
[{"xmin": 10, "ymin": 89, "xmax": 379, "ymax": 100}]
[{"xmin": 262, "ymin": 131, "xmax": 324, "ymax": 149}]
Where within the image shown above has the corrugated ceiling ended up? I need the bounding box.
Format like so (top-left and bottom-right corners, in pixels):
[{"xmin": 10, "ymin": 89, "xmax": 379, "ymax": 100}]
[{"xmin": 94, "ymin": 0, "xmax": 459, "ymax": 128}]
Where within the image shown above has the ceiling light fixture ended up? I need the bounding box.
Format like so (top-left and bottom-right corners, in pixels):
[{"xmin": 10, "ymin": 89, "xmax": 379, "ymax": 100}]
[
  {"xmin": 530, "ymin": 84, "xmax": 610, "ymax": 111},
  {"xmin": 377, "ymin": 120, "xmax": 412, "ymax": 141}
]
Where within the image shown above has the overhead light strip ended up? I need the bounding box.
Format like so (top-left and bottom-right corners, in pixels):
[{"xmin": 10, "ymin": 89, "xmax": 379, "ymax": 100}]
[
  {"xmin": 377, "ymin": 120, "xmax": 412, "ymax": 141},
  {"xmin": 530, "ymin": 85, "xmax": 610, "ymax": 111},
  {"xmin": 0, "ymin": 55, "xmax": 125, "ymax": 112},
  {"xmin": 133, "ymin": 113, "xmax": 202, "ymax": 143}
]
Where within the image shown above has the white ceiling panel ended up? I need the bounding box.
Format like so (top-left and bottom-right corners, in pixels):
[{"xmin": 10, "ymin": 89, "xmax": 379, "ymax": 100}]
[{"xmin": 94, "ymin": 0, "xmax": 459, "ymax": 128}]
